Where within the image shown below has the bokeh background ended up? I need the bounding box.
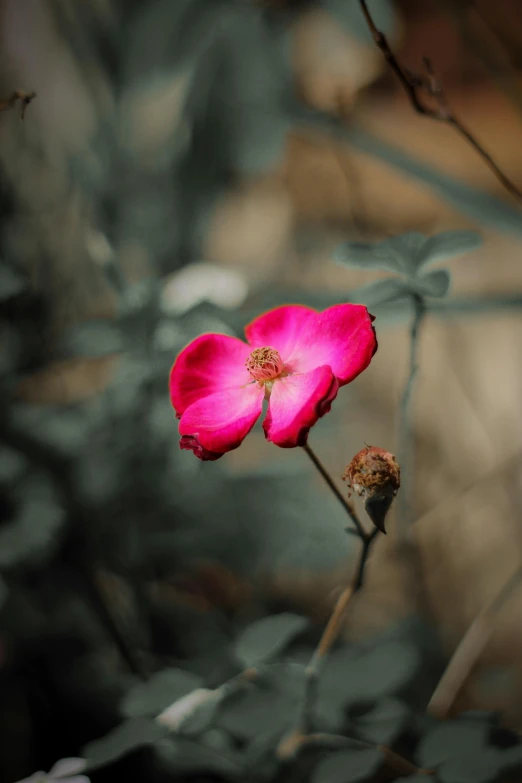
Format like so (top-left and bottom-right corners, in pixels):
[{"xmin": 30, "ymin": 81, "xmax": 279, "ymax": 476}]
[{"xmin": 1, "ymin": 0, "xmax": 522, "ymax": 780}]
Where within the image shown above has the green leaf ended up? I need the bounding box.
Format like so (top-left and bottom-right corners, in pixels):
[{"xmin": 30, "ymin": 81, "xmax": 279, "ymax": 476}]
[
  {"xmin": 417, "ymin": 719, "xmax": 489, "ymax": 768},
  {"xmin": 311, "ymin": 747, "xmax": 383, "ymax": 783},
  {"xmin": 336, "ymin": 231, "xmax": 478, "ymax": 282},
  {"xmin": 416, "ymin": 230, "xmax": 483, "ymax": 269},
  {"xmin": 352, "ymin": 698, "xmax": 410, "ymax": 746},
  {"xmin": 83, "ymin": 718, "xmax": 167, "ymax": 771},
  {"xmin": 59, "ymin": 319, "xmax": 124, "ymax": 358},
  {"xmin": 319, "ymin": 641, "xmax": 420, "ymax": 712},
  {"xmin": 347, "ymin": 278, "xmax": 411, "ymax": 307},
  {"xmin": 414, "ymin": 269, "xmax": 451, "ymax": 298},
  {"xmin": 0, "ymin": 476, "xmax": 65, "ymax": 569},
  {"xmin": 234, "ymin": 612, "xmax": 310, "ymax": 668},
  {"xmin": 439, "ymin": 747, "xmax": 504, "ymax": 783},
  {"xmin": 394, "ymin": 777, "xmax": 434, "ymax": 783},
  {"xmin": 153, "ymin": 735, "xmax": 241, "ymax": 778},
  {"xmin": 334, "ymin": 234, "xmax": 423, "ymax": 275},
  {"xmin": 215, "ymin": 684, "xmax": 298, "ymax": 742},
  {"xmin": 0, "ymin": 264, "xmax": 27, "ymax": 300},
  {"xmin": 121, "ymin": 668, "xmax": 203, "ymax": 719}
]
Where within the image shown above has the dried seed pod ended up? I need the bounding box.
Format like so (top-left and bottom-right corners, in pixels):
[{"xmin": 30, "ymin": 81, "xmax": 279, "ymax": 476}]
[{"xmin": 342, "ymin": 446, "xmax": 400, "ymax": 533}]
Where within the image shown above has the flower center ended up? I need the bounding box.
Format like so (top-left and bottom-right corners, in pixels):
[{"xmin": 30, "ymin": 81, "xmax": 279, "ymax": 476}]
[{"xmin": 246, "ymin": 346, "xmax": 284, "ymax": 382}]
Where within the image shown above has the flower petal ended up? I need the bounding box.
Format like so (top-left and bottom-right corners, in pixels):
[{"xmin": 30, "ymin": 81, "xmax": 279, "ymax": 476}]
[
  {"xmin": 263, "ymin": 366, "xmax": 338, "ymax": 447},
  {"xmin": 285, "ymin": 304, "xmax": 377, "ymax": 385},
  {"xmin": 244, "ymin": 305, "xmax": 316, "ymax": 361},
  {"xmin": 170, "ymin": 333, "xmax": 252, "ymax": 417},
  {"xmin": 179, "ymin": 383, "xmax": 264, "ymax": 458}
]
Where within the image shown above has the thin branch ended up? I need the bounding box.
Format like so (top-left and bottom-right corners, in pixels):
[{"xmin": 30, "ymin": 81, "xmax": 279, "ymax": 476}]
[
  {"xmin": 397, "ymin": 294, "xmax": 426, "ymax": 541},
  {"xmin": 428, "ymin": 564, "xmax": 522, "ymax": 718},
  {"xmin": 303, "ymin": 443, "xmax": 367, "ymax": 539},
  {"xmin": 278, "ymin": 731, "xmax": 433, "ymax": 775},
  {"xmin": 0, "ymin": 90, "xmax": 36, "ymax": 119},
  {"xmin": 358, "ymin": 0, "xmax": 522, "ymax": 204},
  {"xmin": 278, "ymin": 525, "xmax": 380, "ymax": 747}
]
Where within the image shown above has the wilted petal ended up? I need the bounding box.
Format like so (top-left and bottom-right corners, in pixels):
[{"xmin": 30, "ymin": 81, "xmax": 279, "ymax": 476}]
[
  {"xmin": 244, "ymin": 305, "xmax": 315, "ymax": 361},
  {"xmin": 286, "ymin": 304, "xmax": 377, "ymax": 385},
  {"xmin": 170, "ymin": 334, "xmax": 252, "ymax": 417},
  {"xmin": 263, "ymin": 366, "xmax": 338, "ymax": 447},
  {"xmin": 179, "ymin": 383, "xmax": 264, "ymax": 458}
]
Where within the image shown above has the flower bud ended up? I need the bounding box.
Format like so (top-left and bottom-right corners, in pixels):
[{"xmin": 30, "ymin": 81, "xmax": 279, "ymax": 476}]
[{"xmin": 342, "ymin": 446, "xmax": 400, "ymax": 533}]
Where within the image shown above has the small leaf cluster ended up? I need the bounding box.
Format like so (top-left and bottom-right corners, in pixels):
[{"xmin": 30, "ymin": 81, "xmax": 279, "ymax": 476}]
[{"xmin": 334, "ymin": 230, "xmax": 482, "ymax": 307}]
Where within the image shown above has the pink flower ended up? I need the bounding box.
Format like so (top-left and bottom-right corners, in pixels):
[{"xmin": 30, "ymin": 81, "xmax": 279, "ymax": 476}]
[{"xmin": 169, "ymin": 304, "xmax": 377, "ymax": 460}]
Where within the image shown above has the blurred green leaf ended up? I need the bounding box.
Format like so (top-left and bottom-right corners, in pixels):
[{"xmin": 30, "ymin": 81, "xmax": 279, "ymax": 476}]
[
  {"xmin": 121, "ymin": 668, "xmax": 203, "ymax": 719},
  {"xmin": 416, "ymin": 230, "xmax": 483, "ymax": 269},
  {"xmin": 334, "ymin": 234, "xmax": 422, "ymax": 276},
  {"xmin": 234, "ymin": 612, "xmax": 310, "ymax": 668},
  {"xmin": 153, "ymin": 735, "xmax": 241, "ymax": 778},
  {"xmin": 336, "ymin": 231, "xmax": 480, "ymax": 278},
  {"xmin": 438, "ymin": 748, "xmax": 504, "ymax": 783},
  {"xmin": 311, "ymin": 747, "xmax": 383, "ymax": 783},
  {"xmin": 319, "ymin": 641, "xmax": 421, "ymax": 714},
  {"xmin": 215, "ymin": 685, "xmax": 296, "ymax": 742},
  {"xmin": 417, "ymin": 719, "xmax": 489, "ymax": 768},
  {"xmin": 0, "ymin": 264, "xmax": 26, "ymax": 301},
  {"xmin": 84, "ymin": 718, "xmax": 167, "ymax": 771},
  {"xmin": 395, "ymin": 777, "xmax": 435, "ymax": 783},
  {"xmin": 414, "ymin": 269, "xmax": 451, "ymax": 298},
  {"xmin": 0, "ymin": 575, "xmax": 8, "ymax": 611},
  {"xmin": 59, "ymin": 319, "xmax": 124, "ymax": 358},
  {"xmin": 347, "ymin": 278, "xmax": 411, "ymax": 307},
  {"xmin": 0, "ymin": 476, "xmax": 65, "ymax": 569},
  {"xmin": 352, "ymin": 698, "xmax": 410, "ymax": 746}
]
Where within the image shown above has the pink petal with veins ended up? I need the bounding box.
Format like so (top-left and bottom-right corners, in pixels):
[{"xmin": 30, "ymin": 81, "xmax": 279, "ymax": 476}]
[
  {"xmin": 170, "ymin": 333, "xmax": 251, "ymax": 417},
  {"xmin": 179, "ymin": 383, "xmax": 264, "ymax": 458},
  {"xmin": 263, "ymin": 365, "xmax": 338, "ymax": 447},
  {"xmin": 286, "ymin": 304, "xmax": 377, "ymax": 384},
  {"xmin": 244, "ymin": 305, "xmax": 315, "ymax": 360}
]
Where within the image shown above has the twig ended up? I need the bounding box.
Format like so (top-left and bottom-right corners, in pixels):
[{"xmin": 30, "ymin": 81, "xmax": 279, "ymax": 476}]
[
  {"xmin": 303, "ymin": 443, "xmax": 366, "ymax": 539},
  {"xmin": 428, "ymin": 564, "xmax": 522, "ymax": 718},
  {"xmin": 397, "ymin": 294, "xmax": 426, "ymax": 541},
  {"xmin": 278, "ymin": 521, "xmax": 379, "ymax": 746},
  {"xmin": 0, "ymin": 90, "xmax": 36, "ymax": 119},
  {"xmin": 358, "ymin": 0, "xmax": 522, "ymax": 204},
  {"xmin": 277, "ymin": 731, "xmax": 432, "ymax": 775}
]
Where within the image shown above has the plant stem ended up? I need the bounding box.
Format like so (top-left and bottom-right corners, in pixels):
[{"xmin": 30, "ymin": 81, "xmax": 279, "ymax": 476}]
[
  {"xmin": 428, "ymin": 564, "xmax": 522, "ymax": 718},
  {"xmin": 295, "ymin": 527, "xmax": 379, "ymax": 736},
  {"xmin": 358, "ymin": 0, "xmax": 522, "ymax": 204},
  {"xmin": 303, "ymin": 443, "xmax": 366, "ymax": 539},
  {"xmin": 397, "ymin": 294, "xmax": 426, "ymax": 541}
]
